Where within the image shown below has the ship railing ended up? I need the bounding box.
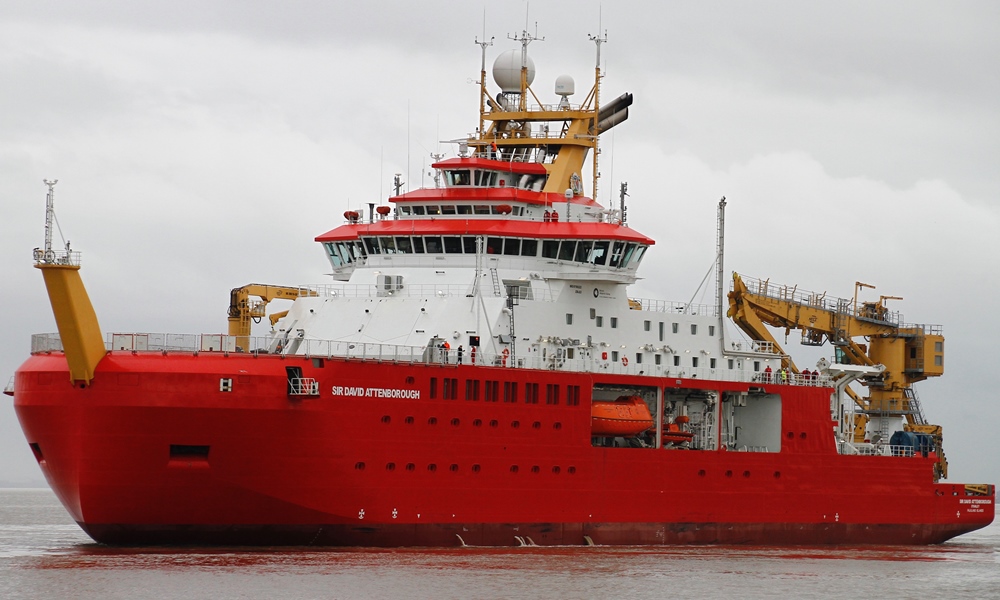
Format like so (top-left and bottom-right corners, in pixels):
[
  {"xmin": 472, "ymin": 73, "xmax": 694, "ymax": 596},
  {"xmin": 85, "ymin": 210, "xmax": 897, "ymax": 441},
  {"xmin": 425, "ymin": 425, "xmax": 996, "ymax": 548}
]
[
  {"xmin": 32, "ymin": 248, "xmax": 82, "ymax": 266},
  {"xmin": 31, "ymin": 332, "xmax": 831, "ymax": 387},
  {"xmin": 838, "ymin": 442, "xmax": 928, "ymax": 458},
  {"xmin": 627, "ymin": 298, "xmax": 718, "ymax": 317},
  {"xmin": 288, "ymin": 377, "xmax": 320, "ymax": 396},
  {"xmin": 737, "ymin": 275, "xmax": 908, "ymax": 326}
]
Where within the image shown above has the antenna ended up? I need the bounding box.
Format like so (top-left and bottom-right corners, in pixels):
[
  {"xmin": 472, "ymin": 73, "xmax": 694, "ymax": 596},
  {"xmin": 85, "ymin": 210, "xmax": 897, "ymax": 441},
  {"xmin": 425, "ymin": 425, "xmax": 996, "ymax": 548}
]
[
  {"xmin": 715, "ymin": 196, "xmax": 727, "ymax": 324},
  {"xmin": 619, "ymin": 182, "xmax": 628, "ymax": 227},
  {"xmin": 475, "ymin": 13, "xmax": 494, "ymax": 137},
  {"xmin": 42, "ymin": 179, "xmax": 58, "ymax": 262},
  {"xmin": 508, "ymin": 26, "xmax": 544, "ymax": 110},
  {"xmin": 588, "ymin": 29, "xmax": 607, "ymax": 199}
]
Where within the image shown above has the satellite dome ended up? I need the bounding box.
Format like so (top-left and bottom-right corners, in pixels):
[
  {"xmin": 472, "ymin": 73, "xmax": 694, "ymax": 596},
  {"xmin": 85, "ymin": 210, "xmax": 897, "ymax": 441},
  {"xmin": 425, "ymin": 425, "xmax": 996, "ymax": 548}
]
[
  {"xmin": 493, "ymin": 49, "xmax": 535, "ymax": 93},
  {"xmin": 555, "ymin": 74, "xmax": 575, "ymax": 96}
]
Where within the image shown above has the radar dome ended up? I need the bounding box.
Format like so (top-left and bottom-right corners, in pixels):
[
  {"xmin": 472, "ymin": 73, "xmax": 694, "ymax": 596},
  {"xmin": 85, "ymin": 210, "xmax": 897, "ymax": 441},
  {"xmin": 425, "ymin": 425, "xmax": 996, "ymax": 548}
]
[
  {"xmin": 555, "ymin": 74, "xmax": 575, "ymax": 96},
  {"xmin": 493, "ymin": 49, "xmax": 535, "ymax": 93}
]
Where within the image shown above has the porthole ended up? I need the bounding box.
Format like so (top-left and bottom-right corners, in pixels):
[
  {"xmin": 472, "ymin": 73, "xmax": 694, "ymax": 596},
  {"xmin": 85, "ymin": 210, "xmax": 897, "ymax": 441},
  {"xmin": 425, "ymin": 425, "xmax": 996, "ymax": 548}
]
[
  {"xmin": 800, "ymin": 432, "xmax": 807, "ymax": 439},
  {"xmin": 698, "ymin": 469, "xmax": 706, "ymax": 477},
  {"xmin": 725, "ymin": 470, "xmax": 733, "ymax": 478},
  {"xmin": 428, "ymin": 417, "xmax": 438, "ymax": 425},
  {"xmin": 428, "ymin": 464, "xmax": 437, "ymax": 472},
  {"xmin": 773, "ymin": 471, "xmax": 781, "ymax": 479},
  {"xmin": 532, "ymin": 421, "xmax": 541, "ymax": 429},
  {"xmin": 531, "ymin": 466, "xmax": 540, "ymax": 474},
  {"xmin": 450, "ymin": 464, "xmax": 459, "ymax": 472},
  {"xmin": 510, "ymin": 465, "xmax": 519, "ymax": 473},
  {"xmin": 473, "ymin": 419, "xmax": 483, "ymax": 427},
  {"xmin": 511, "ymin": 421, "xmax": 520, "ymax": 429},
  {"xmin": 743, "ymin": 470, "xmax": 751, "ymax": 478},
  {"xmin": 553, "ymin": 422, "xmax": 562, "ymax": 430},
  {"xmin": 786, "ymin": 431, "xmax": 794, "ymax": 439},
  {"xmin": 405, "ymin": 416, "xmax": 414, "ymax": 424},
  {"xmin": 552, "ymin": 466, "xmax": 561, "ymax": 474},
  {"xmin": 386, "ymin": 463, "xmax": 396, "ymax": 471},
  {"xmin": 381, "ymin": 415, "xmax": 391, "ymax": 424},
  {"xmin": 406, "ymin": 463, "xmax": 415, "ymax": 471},
  {"xmin": 568, "ymin": 466, "xmax": 576, "ymax": 474},
  {"xmin": 490, "ymin": 419, "xmax": 499, "ymax": 428},
  {"xmin": 355, "ymin": 462, "xmax": 366, "ymax": 471},
  {"xmin": 472, "ymin": 464, "xmax": 481, "ymax": 473},
  {"xmin": 451, "ymin": 418, "xmax": 460, "ymax": 426}
]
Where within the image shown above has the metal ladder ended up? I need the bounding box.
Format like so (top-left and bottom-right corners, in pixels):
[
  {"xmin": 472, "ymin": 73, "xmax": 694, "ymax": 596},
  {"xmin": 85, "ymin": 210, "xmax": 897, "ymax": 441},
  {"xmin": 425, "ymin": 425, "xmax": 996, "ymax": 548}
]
[
  {"xmin": 490, "ymin": 268, "xmax": 502, "ymax": 296},
  {"xmin": 904, "ymin": 387, "xmax": 928, "ymax": 425}
]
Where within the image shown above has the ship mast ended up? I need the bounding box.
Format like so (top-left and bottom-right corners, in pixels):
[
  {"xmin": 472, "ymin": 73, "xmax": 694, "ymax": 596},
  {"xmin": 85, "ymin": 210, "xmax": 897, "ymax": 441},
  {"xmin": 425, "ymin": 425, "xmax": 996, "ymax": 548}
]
[
  {"xmin": 716, "ymin": 196, "xmax": 728, "ymax": 347},
  {"xmin": 42, "ymin": 179, "xmax": 58, "ymax": 263},
  {"xmin": 474, "ymin": 18, "xmax": 493, "ymax": 138},
  {"xmin": 588, "ymin": 30, "xmax": 606, "ymax": 200}
]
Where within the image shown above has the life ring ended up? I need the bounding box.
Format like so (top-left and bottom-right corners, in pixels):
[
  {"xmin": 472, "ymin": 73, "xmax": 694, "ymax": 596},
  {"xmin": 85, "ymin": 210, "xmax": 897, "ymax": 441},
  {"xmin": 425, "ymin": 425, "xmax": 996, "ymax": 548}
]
[
  {"xmin": 502, "ymin": 347, "xmax": 510, "ymax": 367},
  {"xmin": 621, "ymin": 356, "xmax": 629, "ymax": 366}
]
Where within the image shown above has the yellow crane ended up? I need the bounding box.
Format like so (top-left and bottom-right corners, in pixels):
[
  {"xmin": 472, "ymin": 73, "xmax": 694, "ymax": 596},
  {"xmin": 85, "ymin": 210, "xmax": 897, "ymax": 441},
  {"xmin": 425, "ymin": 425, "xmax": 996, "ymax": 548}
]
[
  {"xmin": 727, "ymin": 273, "xmax": 948, "ymax": 479},
  {"xmin": 227, "ymin": 284, "xmax": 316, "ymax": 352}
]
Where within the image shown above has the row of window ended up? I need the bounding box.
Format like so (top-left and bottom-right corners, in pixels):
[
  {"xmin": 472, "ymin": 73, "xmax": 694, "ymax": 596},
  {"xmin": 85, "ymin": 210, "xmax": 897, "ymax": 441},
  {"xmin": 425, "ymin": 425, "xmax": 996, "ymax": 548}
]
[
  {"xmin": 355, "ymin": 461, "xmax": 578, "ymax": 475},
  {"xmin": 381, "ymin": 414, "xmax": 565, "ymax": 430},
  {"xmin": 565, "ymin": 314, "xmax": 717, "ymax": 339},
  {"xmin": 429, "ymin": 378, "xmax": 582, "ymax": 405},
  {"xmin": 323, "ymin": 237, "xmax": 648, "ymax": 270},
  {"xmin": 399, "ymin": 204, "xmax": 527, "ymax": 216}
]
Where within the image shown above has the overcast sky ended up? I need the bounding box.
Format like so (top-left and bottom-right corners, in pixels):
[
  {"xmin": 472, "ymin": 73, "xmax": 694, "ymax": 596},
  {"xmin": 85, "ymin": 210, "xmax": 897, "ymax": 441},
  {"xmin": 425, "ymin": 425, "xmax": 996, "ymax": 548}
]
[{"xmin": 2, "ymin": 1, "xmax": 997, "ymax": 488}]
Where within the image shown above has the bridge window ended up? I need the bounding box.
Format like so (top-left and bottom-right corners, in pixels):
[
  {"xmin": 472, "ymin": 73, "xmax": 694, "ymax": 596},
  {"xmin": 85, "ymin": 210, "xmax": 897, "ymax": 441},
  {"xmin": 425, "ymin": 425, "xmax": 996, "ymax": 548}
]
[
  {"xmin": 574, "ymin": 241, "xmax": 593, "ymax": 263},
  {"xmin": 521, "ymin": 239, "xmax": 538, "ymax": 256},
  {"xmin": 592, "ymin": 241, "xmax": 609, "ymax": 265},
  {"xmin": 363, "ymin": 237, "xmax": 381, "ymax": 254},
  {"xmin": 426, "ymin": 205, "xmax": 441, "ymax": 215},
  {"xmin": 443, "ymin": 237, "xmax": 463, "ymax": 253},
  {"xmin": 542, "ymin": 240, "xmax": 560, "ymax": 259},
  {"xmin": 558, "ymin": 241, "xmax": 577, "ymax": 261},
  {"xmin": 463, "ymin": 236, "xmax": 477, "ymax": 253},
  {"xmin": 379, "ymin": 237, "xmax": 396, "ymax": 254},
  {"xmin": 448, "ymin": 170, "xmax": 472, "ymax": 186},
  {"xmin": 486, "ymin": 237, "xmax": 503, "ymax": 254},
  {"xmin": 424, "ymin": 236, "xmax": 443, "ymax": 253},
  {"xmin": 412, "ymin": 206, "xmax": 425, "ymax": 215},
  {"xmin": 609, "ymin": 241, "xmax": 625, "ymax": 267},
  {"xmin": 324, "ymin": 243, "xmax": 343, "ymax": 267},
  {"xmin": 503, "ymin": 238, "xmax": 521, "ymax": 256},
  {"xmin": 474, "ymin": 205, "xmax": 490, "ymax": 214},
  {"xmin": 412, "ymin": 237, "xmax": 425, "ymax": 253},
  {"xmin": 457, "ymin": 205, "xmax": 473, "ymax": 215},
  {"xmin": 441, "ymin": 205, "xmax": 457, "ymax": 215},
  {"xmin": 395, "ymin": 237, "xmax": 413, "ymax": 253}
]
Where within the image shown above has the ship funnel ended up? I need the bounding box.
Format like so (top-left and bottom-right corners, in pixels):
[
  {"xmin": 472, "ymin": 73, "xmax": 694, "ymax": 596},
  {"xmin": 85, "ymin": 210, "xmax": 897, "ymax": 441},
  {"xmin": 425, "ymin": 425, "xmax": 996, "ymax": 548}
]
[{"xmin": 34, "ymin": 181, "xmax": 106, "ymax": 385}]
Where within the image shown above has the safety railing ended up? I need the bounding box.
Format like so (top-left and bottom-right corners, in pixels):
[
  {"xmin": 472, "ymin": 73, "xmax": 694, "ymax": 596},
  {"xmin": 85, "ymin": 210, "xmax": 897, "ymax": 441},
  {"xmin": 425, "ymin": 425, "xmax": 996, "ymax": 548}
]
[
  {"xmin": 839, "ymin": 442, "xmax": 933, "ymax": 458},
  {"xmin": 288, "ymin": 377, "xmax": 320, "ymax": 396},
  {"xmin": 30, "ymin": 331, "xmax": 833, "ymax": 387}
]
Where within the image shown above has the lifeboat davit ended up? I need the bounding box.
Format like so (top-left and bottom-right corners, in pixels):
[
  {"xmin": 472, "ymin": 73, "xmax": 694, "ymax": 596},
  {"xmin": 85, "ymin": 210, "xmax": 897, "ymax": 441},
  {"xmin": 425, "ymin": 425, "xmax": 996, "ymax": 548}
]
[
  {"xmin": 662, "ymin": 415, "xmax": 694, "ymax": 445},
  {"xmin": 591, "ymin": 396, "xmax": 653, "ymax": 436}
]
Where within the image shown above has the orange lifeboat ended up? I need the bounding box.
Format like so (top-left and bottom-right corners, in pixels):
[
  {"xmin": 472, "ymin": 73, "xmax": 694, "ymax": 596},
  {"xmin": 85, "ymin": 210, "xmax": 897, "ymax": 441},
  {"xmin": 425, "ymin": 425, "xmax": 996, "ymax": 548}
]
[{"xmin": 591, "ymin": 396, "xmax": 653, "ymax": 437}]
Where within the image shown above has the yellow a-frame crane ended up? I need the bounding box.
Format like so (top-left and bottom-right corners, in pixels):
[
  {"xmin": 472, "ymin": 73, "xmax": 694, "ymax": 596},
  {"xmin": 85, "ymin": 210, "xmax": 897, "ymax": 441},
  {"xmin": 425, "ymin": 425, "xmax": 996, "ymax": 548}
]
[{"xmin": 728, "ymin": 273, "xmax": 948, "ymax": 479}]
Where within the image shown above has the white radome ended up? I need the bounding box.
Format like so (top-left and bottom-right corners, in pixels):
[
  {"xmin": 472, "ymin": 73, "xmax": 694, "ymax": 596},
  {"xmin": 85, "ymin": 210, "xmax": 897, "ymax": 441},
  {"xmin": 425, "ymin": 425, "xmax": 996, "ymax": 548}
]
[{"xmin": 492, "ymin": 49, "xmax": 535, "ymax": 93}]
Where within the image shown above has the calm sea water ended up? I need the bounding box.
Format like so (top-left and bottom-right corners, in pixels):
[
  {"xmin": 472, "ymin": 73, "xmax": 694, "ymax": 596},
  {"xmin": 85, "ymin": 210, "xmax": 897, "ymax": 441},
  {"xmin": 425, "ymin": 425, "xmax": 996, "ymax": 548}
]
[{"xmin": 1, "ymin": 488, "xmax": 997, "ymax": 600}]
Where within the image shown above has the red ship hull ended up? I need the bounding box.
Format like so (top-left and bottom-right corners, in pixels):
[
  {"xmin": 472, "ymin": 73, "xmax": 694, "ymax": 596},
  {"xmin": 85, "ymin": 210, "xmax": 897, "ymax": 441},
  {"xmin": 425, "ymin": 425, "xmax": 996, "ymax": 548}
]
[{"xmin": 14, "ymin": 351, "xmax": 994, "ymax": 546}]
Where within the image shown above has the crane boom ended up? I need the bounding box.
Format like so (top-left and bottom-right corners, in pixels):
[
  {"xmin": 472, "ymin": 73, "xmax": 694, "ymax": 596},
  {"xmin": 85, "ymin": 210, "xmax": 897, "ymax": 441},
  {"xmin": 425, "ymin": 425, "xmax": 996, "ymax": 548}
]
[
  {"xmin": 227, "ymin": 284, "xmax": 317, "ymax": 352},
  {"xmin": 728, "ymin": 272, "xmax": 948, "ymax": 479}
]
